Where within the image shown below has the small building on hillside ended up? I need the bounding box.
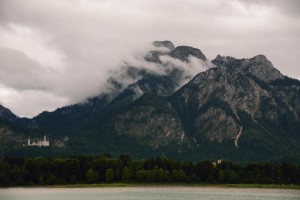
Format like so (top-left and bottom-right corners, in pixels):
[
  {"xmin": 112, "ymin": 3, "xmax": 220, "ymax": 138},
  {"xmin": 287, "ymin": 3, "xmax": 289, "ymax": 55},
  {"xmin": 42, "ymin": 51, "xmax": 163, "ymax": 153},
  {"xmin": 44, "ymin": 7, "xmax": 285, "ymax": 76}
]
[
  {"xmin": 28, "ymin": 135, "xmax": 49, "ymax": 147},
  {"xmin": 212, "ymin": 159, "xmax": 223, "ymax": 167}
]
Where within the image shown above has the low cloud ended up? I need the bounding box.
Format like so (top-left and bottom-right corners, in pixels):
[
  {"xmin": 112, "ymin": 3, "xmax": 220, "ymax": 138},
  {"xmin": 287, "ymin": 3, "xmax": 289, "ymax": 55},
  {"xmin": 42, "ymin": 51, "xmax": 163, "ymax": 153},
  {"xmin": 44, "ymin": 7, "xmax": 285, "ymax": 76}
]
[
  {"xmin": 159, "ymin": 55, "xmax": 214, "ymax": 86},
  {"xmin": 0, "ymin": 48, "xmax": 59, "ymax": 91},
  {"xmin": 105, "ymin": 47, "xmax": 214, "ymax": 95},
  {"xmin": 0, "ymin": 87, "xmax": 68, "ymax": 119}
]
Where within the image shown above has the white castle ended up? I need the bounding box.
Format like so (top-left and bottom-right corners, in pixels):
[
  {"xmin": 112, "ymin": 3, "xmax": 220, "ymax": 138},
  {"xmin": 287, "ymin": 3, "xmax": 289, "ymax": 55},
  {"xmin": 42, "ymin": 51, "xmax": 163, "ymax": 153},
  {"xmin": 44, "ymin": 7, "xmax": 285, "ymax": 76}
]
[{"xmin": 28, "ymin": 135, "xmax": 49, "ymax": 147}]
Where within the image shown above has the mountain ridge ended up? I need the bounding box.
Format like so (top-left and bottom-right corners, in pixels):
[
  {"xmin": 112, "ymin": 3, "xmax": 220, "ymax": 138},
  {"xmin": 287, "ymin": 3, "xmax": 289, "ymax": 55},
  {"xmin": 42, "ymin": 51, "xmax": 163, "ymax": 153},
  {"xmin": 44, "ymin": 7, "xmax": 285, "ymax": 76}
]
[{"xmin": 1, "ymin": 40, "xmax": 299, "ymax": 162}]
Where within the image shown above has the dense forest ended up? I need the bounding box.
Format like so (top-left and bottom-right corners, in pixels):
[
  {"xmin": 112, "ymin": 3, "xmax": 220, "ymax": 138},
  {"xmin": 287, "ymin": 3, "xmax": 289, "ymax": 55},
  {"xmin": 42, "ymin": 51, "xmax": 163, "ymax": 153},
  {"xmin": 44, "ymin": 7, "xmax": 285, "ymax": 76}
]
[{"xmin": 0, "ymin": 155, "xmax": 299, "ymax": 186}]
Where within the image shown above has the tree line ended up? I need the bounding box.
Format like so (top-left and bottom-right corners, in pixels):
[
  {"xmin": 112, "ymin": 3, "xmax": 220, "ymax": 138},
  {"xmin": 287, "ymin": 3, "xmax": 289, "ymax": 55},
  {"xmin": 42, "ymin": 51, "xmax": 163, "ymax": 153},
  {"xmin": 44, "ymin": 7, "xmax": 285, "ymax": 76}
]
[{"xmin": 0, "ymin": 155, "xmax": 299, "ymax": 186}]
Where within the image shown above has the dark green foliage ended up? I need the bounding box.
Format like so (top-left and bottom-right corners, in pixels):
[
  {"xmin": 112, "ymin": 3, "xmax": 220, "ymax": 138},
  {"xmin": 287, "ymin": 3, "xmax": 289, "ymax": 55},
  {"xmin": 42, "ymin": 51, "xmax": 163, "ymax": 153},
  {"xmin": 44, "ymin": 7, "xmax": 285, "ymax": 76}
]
[
  {"xmin": 0, "ymin": 117, "xmax": 47, "ymax": 138},
  {"xmin": 121, "ymin": 166, "xmax": 131, "ymax": 182},
  {"xmin": 30, "ymin": 94, "xmax": 111, "ymax": 136},
  {"xmin": 105, "ymin": 168, "xmax": 114, "ymax": 182},
  {"xmin": 172, "ymin": 169, "xmax": 185, "ymax": 182},
  {"xmin": 85, "ymin": 168, "xmax": 99, "ymax": 183},
  {"xmin": 0, "ymin": 155, "xmax": 299, "ymax": 186}
]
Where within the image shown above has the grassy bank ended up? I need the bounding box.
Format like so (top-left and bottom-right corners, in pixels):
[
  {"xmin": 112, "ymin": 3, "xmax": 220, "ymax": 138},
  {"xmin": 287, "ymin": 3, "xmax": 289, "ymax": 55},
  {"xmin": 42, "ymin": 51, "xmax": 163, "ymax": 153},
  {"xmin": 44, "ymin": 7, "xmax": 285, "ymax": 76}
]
[{"xmin": 50, "ymin": 183, "xmax": 300, "ymax": 190}]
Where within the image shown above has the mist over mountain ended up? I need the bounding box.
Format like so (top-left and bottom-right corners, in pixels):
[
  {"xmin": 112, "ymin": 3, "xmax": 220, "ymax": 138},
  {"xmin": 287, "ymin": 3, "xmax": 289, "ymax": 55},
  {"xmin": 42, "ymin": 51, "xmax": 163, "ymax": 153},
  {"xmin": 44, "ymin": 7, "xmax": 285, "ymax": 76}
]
[{"xmin": 1, "ymin": 41, "xmax": 299, "ymax": 162}]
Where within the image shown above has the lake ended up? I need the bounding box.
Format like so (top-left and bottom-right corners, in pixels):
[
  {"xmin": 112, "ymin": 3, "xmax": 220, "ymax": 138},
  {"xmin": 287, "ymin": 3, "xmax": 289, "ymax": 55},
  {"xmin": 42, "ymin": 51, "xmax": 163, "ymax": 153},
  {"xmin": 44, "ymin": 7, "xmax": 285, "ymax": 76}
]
[{"xmin": 0, "ymin": 187, "xmax": 299, "ymax": 200}]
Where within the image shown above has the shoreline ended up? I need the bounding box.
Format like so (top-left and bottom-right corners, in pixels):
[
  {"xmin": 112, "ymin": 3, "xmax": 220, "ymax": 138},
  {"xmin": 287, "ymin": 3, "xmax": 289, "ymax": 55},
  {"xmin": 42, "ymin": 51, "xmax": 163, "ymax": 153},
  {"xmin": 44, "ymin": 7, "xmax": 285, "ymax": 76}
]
[{"xmin": 45, "ymin": 183, "xmax": 300, "ymax": 190}]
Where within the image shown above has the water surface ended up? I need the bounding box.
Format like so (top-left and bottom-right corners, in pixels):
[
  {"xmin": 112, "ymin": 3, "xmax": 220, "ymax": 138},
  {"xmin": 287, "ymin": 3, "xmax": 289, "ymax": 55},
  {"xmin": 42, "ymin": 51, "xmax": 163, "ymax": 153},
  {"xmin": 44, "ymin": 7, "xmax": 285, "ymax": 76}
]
[{"xmin": 0, "ymin": 187, "xmax": 299, "ymax": 200}]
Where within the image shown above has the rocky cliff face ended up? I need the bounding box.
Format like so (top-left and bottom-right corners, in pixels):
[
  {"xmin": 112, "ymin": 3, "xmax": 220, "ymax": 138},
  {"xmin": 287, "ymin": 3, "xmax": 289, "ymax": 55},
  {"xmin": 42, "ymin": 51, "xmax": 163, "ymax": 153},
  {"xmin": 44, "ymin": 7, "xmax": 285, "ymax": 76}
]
[
  {"xmin": 113, "ymin": 95, "xmax": 187, "ymax": 149},
  {"xmin": 171, "ymin": 54, "xmax": 300, "ymax": 154},
  {"xmin": 169, "ymin": 46, "xmax": 207, "ymax": 62},
  {"xmin": 152, "ymin": 40, "xmax": 175, "ymax": 50},
  {"xmin": 213, "ymin": 55, "xmax": 283, "ymax": 82}
]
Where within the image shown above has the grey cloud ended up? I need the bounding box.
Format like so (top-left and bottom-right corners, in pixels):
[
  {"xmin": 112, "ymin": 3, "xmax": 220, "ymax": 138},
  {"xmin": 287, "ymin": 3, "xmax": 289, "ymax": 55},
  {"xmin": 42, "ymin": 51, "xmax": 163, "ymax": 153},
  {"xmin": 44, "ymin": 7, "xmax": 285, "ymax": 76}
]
[
  {"xmin": 0, "ymin": 89, "xmax": 69, "ymax": 118},
  {"xmin": 237, "ymin": 0, "xmax": 300, "ymax": 16},
  {"xmin": 0, "ymin": 48, "xmax": 58, "ymax": 91}
]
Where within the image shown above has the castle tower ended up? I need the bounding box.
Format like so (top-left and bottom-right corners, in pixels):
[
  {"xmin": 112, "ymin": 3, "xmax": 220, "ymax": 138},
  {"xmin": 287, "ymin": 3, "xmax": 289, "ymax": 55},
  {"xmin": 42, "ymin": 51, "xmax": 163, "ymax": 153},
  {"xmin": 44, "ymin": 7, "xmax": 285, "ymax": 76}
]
[{"xmin": 43, "ymin": 135, "xmax": 50, "ymax": 146}]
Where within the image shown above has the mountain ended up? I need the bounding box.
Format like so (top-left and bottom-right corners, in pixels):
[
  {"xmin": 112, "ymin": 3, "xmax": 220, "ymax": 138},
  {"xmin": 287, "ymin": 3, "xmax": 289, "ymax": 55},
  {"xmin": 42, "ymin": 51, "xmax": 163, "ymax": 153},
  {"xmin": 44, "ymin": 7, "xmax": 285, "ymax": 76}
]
[
  {"xmin": 22, "ymin": 41, "xmax": 209, "ymax": 136},
  {"xmin": 0, "ymin": 105, "xmax": 67, "ymax": 156},
  {"xmin": 0, "ymin": 105, "xmax": 18, "ymax": 123},
  {"xmin": 0, "ymin": 105, "xmax": 29, "ymax": 154},
  {"xmin": 2, "ymin": 41, "xmax": 300, "ymax": 162},
  {"xmin": 170, "ymin": 54, "xmax": 300, "ymax": 161}
]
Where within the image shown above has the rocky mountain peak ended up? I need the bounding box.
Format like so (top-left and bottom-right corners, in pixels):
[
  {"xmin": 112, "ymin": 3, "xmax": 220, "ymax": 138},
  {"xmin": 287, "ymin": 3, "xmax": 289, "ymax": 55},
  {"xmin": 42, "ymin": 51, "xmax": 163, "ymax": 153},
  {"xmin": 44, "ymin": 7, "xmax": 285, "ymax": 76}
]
[
  {"xmin": 169, "ymin": 46, "xmax": 207, "ymax": 62},
  {"xmin": 213, "ymin": 54, "xmax": 270, "ymax": 66},
  {"xmin": 213, "ymin": 55, "xmax": 237, "ymax": 66},
  {"xmin": 146, "ymin": 42, "xmax": 207, "ymax": 63},
  {"xmin": 212, "ymin": 54, "xmax": 283, "ymax": 82},
  {"xmin": 152, "ymin": 40, "xmax": 175, "ymax": 50},
  {"xmin": 246, "ymin": 55, "xmax": 283, "ymax": 82},
  {"xmin": 251, "ymin": 54, "xmax": 268, "ymax": 64}
]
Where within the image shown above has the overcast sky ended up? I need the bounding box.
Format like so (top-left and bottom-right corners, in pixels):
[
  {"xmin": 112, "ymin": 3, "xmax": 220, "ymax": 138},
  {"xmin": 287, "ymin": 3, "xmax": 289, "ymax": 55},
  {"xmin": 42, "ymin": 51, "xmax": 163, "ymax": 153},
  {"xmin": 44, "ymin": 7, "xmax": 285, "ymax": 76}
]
[{"xmin": 0, "ymin": 0, "xmax": 299, "ymax": 117}]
